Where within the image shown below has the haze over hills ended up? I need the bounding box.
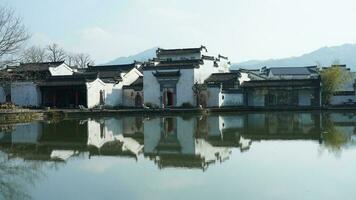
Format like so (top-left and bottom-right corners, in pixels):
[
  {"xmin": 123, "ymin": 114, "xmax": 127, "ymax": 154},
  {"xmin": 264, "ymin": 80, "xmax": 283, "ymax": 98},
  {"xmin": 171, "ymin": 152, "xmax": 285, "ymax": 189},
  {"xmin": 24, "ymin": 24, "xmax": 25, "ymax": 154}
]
[
  {"xmin": 105, "ymin": 44, "xmax": 356, "ymax": 70},
  {"xmin": 105, "ymin": 47, "xmax": 158, "ymax": 65},
  {"xmin": 234, "ymin": 43, "xmax": 356, "ymax": 70}
]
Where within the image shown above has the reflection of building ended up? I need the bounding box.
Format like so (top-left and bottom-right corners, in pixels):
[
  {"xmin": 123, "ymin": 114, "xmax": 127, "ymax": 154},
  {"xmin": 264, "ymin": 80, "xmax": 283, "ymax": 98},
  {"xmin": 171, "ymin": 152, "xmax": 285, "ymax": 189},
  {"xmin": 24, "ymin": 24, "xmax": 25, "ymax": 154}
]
[
  {"xmin": 242, "ymin": 113, "xmax": 322, "ymax": 142},
  {"xmin": 3, "ymin": 112, "xmax": 356, "ymax": 169},
  {"xmin": 143, "ymin": 117, "xmax": 232, "ymax": 170}
]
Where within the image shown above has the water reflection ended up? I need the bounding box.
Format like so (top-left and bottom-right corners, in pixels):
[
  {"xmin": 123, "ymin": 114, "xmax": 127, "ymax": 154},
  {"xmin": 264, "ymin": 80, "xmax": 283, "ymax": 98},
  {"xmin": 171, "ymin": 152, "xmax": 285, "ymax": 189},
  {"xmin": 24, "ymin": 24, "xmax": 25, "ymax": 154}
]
[{"xmin": 1, "ymin": 112, "xmax": 356, "ymax": 198}]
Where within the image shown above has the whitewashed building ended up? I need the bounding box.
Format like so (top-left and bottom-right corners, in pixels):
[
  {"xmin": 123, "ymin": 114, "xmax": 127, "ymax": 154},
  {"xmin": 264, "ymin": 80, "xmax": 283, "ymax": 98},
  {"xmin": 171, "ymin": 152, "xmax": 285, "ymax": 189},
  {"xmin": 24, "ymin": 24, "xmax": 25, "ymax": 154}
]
[
  {"xmin": 2, "ymin": 61, "xmax": 142, "ymax": 108},
  {"xmin": 86, "ymin": 63, "xmax": 143, "ymax": 107},
  {"xmin": 122, "ymin": 76, "xmax": 144, "ymax": 107},
  {"xmin": 0, "ymin": 61, "xmax": 74, "ymax": 107},
  {"xmin": 143, "ymin": 46, "xmax": 230, "ymax": 108},
  {"xmin": 203, "ymin": 72, "xmax": 243, "ymax": 107}
]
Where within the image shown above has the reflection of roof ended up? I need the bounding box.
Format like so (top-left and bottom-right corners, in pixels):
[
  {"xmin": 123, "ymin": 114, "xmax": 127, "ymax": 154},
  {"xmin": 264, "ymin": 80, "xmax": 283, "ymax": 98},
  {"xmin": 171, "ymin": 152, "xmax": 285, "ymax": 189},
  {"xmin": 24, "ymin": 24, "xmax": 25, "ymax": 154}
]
[
  {"xmin": 147, "ymin": 154, "xmax": 205, "ymax": 169},
  {"xmin": 88, "ymin": 141, "xmax": 137, "ymax": 158},
  {"xmin": 242, "ymin": 132, "xmax": 321, "ymax": 140}
]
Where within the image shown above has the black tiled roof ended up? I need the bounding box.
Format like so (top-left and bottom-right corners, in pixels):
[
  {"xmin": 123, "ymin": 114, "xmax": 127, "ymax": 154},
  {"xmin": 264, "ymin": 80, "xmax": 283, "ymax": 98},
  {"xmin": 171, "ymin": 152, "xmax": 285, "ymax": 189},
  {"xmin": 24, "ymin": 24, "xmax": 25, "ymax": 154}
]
[
  {"xmin": 87, "ymin": 63, "xmax": 136, "ymax": 73},
  {"xmin": 156, "ymin": 46, "xmax": 206, "ymax": 56},
  {"xmin": 38, "ymin": 73, "xmax": 98, "ymax": 87},
  {"xmin": 205, "ymin": 72, "xmax": 240, "ymax": 84},
  {"xmin": 142, "ymin": 59, "xmax": 202, "ymax": 70},
  {"xmin": 16, "ymin": 61, "xmax": 65, "ymax": 72},
  {"xmin": 86, "ymin": 63, "xmax": 137, "ymax": 83},
  {"xmin": 268, "ymin": 66, "xmax": 318, "ymax": 76},
  {"xmin": 241, "ymin": 78, "xmax": 321, "ymax": 88}
]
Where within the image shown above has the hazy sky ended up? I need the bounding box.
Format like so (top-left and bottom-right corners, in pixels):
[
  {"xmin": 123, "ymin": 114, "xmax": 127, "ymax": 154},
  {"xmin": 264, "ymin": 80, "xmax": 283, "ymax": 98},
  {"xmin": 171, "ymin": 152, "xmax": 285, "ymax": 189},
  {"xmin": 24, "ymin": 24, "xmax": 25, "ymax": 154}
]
[{"xmin": 2, "ymin": 0, "xmax": 356, "ymax": 63}]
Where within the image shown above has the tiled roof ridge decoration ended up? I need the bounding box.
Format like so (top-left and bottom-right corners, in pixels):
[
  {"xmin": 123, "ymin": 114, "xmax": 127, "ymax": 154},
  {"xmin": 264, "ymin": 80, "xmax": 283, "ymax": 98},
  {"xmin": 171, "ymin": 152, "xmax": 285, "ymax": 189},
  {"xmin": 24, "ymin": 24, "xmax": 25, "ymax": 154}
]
[
  {"xmin": 218, "ymin": 54, "xmax": 228, "ymax": 60},
  {"xmin": 19, "ymin": 61, "xmax": 65, "ymax": 66},
  {"xmin": 156, "ymin": 45, "xmax": 208, "ymax": 55}
]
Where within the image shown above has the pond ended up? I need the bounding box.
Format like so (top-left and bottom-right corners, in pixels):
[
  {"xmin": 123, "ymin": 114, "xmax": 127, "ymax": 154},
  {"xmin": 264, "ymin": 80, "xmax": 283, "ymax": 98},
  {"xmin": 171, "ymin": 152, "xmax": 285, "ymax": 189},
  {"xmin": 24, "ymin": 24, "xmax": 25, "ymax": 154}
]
[{"xmin": 0, "ymin": 111, "xmax": 356, "ymax": 200}]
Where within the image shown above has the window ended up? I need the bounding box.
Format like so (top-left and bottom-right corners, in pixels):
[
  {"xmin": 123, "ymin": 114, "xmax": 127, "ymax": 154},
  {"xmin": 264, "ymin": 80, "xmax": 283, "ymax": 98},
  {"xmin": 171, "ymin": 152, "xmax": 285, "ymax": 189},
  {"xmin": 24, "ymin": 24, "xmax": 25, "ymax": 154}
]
[{"xmin": 222, "ymin": 95, "xmax": 225, "ymax": 100}]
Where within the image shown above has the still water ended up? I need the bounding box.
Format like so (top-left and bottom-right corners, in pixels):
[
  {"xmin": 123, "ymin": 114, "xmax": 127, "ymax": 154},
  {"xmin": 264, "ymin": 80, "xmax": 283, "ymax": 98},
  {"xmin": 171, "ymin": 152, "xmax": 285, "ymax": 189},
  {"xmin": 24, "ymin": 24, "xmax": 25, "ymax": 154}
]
[{"xmin": 1, "ymin": 111, "xmax": 356, "ymax": 200}]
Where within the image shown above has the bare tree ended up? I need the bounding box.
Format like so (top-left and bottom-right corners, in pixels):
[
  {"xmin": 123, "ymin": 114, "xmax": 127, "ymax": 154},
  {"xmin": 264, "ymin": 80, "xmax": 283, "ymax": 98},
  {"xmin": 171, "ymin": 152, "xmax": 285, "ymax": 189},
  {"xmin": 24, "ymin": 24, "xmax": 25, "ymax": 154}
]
[
  {"xmin": 72, "ymin": 53, "xmax": 94, "ymax": 68},
  {"xmin": 21, "ymin": 45, "xmax": 46, "ymax": 63},
  {"xmin": 0, "ymin": 6, "xmax": 30, "ymax": 64},
  {"xmin": 46, "ymin": 43, "xmax": 66, "ymax": 62}
]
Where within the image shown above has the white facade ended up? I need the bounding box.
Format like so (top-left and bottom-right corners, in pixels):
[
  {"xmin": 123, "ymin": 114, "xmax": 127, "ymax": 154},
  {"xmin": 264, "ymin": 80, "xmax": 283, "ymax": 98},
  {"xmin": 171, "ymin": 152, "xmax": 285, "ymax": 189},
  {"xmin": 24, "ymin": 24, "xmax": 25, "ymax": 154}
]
[
  {"xmin": 86, "ymin": 78, "xmax": 107, "ymax": 108},
  {"xmin": 11, "ymin": 82, "xmax": 41, "ymax": 107},
  {"xmin": 143, "ymin": 47, "xmax": 230, "ymax": 108},
  {"xmin": 105, "ymin": 68, "xmax": 142, "ymax": 107},
  {"xmin": 219, "ymin": 92, "xmax": 244, "ymax": 107},
  {"xmin": 123, "ymin": 89, "xmax": 143, "ymax": 107}
]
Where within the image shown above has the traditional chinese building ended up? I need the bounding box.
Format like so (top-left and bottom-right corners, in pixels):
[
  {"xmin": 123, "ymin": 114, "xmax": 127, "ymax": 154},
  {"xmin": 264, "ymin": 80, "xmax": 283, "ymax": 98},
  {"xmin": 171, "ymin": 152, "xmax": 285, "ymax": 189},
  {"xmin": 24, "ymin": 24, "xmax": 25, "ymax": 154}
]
[{"xmin": 142, "ymin": 46, "xmax": 230, "ymax": 108}]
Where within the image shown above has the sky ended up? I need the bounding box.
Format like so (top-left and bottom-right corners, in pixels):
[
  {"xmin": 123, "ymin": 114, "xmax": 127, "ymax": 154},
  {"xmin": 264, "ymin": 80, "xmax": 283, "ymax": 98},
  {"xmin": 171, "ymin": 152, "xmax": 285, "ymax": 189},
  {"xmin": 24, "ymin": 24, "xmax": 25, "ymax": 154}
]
[{"xmin": 2, "ymin": 0, "xmax": 356, "ymax": 64}]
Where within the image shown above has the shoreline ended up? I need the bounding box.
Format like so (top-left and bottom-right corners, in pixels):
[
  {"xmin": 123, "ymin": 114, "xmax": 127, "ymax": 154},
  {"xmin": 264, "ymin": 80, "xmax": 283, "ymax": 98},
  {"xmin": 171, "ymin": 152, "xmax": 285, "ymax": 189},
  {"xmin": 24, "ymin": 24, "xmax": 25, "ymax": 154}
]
[{"xmin": 1, "ymin": 106, "xmax": 356, "ymax": 116}]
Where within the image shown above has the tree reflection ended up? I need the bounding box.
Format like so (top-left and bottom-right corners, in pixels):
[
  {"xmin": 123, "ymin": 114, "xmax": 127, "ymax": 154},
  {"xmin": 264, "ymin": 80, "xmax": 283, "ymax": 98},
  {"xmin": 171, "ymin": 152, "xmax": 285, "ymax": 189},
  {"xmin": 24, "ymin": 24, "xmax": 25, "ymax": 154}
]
[
  {"xmin": 0, "ymin": 151, "xmax": 44, "ymax": 200},
  {"xmin": 322, "ymin": 114, "xmax": 350, "ymax": 153}
]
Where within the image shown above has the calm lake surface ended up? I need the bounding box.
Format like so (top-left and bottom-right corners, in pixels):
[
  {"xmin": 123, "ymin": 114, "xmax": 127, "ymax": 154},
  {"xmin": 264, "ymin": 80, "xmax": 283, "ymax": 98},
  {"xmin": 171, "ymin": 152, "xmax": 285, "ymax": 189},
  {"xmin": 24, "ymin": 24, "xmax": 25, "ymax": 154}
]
[{"xmin": 1, "ymin": 111, "xmax": 356, "ymax": 200}]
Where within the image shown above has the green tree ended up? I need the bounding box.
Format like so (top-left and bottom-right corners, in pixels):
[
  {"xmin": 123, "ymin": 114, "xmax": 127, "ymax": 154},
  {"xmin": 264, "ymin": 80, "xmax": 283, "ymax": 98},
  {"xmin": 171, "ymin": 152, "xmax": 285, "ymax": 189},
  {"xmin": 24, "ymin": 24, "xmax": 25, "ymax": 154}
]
[{"xmin": 320, "ymin": 64, "xmax": 351, "ymax": 105}]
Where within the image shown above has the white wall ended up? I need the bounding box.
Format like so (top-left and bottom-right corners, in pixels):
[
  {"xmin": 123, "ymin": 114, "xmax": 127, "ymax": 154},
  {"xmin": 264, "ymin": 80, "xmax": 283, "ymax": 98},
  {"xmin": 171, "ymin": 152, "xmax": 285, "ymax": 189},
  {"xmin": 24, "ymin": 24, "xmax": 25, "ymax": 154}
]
[
  {"xmin": 143, "ymin": 70, "xmax": 161, "ymax": 107},
  {"xmin": 206, "ymin": 87, "xmax": 220, "ymax": 107},
  {"xmin": 86, "ymin": 78, "xmax": 106, "ymax": 108},
  {"xmin": 194, "ymin": 60, "xmax": 223, "ymax": 84},
  {"xmin": 121, "ymin": 69, "xmax": 142, "ymax": 85},
  {"xmin": 330, "ymin": 95, "xmax": 356, "ymax": 105},
  {"xmin": 104, "ymin": 83, "xmax": 122, "ymax": 106},
  {"xmin": 0, "ymin": 86, "xmax": 5, "ymax": 103},
  {"xmin": 176, "ymin": 69, "xmax": 195, "ymax": 106},
  {"xmin": 219, "ymin": 92, "xmax": 244, "ymax": 107},
  {"xmin": 123, "ymin": 89, "xmax": 143, "ymax": 107},
  {"xmin": 11, "ymin": 82, "xmax": 41, "ymax": 107},
  {"xmin": 49, "ymin": 63, "xmax": 73, "ymax": 76},
  {"xmin": 239, "ymin": 72, "xmax": 250, "ymax": 84}
]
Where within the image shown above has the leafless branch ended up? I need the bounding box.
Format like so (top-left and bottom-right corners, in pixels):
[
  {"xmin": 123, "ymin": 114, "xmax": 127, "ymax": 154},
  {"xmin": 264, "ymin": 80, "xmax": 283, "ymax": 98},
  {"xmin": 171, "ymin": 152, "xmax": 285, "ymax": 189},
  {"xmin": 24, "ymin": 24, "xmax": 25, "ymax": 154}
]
[
  {"xmin": 0, "ymin": 6, "xmax": 30, "ymax": 63},
  {"xmin": 46, "ymin": 43, "xmax": 66, "ymax": 62}
]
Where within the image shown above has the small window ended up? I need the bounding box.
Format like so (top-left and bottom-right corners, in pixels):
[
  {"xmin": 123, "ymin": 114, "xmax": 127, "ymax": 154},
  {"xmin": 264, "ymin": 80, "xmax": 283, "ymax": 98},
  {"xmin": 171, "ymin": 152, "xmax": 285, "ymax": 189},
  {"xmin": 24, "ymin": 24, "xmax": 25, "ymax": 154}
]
[{"xmin": 222, "ymin": 95, "xmax": 224, "ymax": 100}]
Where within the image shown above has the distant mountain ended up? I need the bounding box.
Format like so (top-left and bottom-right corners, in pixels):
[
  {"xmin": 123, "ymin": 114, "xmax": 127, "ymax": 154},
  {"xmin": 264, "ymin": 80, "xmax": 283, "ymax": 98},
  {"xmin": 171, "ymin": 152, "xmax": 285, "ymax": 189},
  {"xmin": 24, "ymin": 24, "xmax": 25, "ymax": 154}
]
[
  {"xmin": 233, "ymin": 43, "xmax": 356, "ymax": 70},
  {"xmin": 105, "ymin": 47, "xmax": 158, "ymax": 65}
]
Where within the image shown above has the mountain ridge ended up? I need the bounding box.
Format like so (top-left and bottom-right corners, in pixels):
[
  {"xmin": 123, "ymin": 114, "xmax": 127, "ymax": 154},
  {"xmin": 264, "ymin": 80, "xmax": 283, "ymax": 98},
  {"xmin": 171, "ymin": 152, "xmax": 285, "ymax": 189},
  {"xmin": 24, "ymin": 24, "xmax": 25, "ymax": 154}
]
[
  {"xmin": 104, "ymin": 43, "xmax": 356, "ymax": 70},
  {"xmin": 233, "ymin": 43, "xmax": 356, "ymax": 70}
]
